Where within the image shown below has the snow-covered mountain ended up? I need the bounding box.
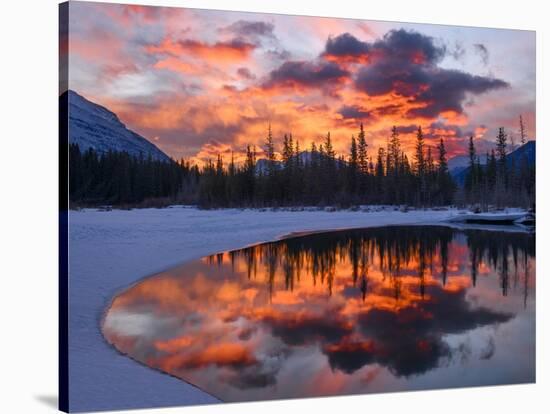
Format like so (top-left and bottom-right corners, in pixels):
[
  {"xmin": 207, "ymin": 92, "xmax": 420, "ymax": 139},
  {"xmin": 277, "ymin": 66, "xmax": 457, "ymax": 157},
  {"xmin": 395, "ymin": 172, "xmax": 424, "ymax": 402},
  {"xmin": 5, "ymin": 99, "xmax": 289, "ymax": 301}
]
[{"xmin": 62, "ymin": 90, "xmax": 171, "ymax": 162}]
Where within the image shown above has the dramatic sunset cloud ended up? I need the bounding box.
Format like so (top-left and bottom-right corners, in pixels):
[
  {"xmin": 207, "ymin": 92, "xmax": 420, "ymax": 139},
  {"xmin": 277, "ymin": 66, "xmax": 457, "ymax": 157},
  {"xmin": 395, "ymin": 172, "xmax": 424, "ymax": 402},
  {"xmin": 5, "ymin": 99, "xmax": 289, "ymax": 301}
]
[{"xmin": 65, "ymin": 2, "xmax": 535, "ymax": 164}]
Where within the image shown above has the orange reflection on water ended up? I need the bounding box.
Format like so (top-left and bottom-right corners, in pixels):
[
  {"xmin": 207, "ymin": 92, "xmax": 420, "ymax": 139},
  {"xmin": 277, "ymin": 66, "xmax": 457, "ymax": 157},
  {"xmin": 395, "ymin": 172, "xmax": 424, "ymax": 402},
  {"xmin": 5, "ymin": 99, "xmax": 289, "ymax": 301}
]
[{"xmin": 103, "ymin": 226, "xmax": 535, "ymax": 402}]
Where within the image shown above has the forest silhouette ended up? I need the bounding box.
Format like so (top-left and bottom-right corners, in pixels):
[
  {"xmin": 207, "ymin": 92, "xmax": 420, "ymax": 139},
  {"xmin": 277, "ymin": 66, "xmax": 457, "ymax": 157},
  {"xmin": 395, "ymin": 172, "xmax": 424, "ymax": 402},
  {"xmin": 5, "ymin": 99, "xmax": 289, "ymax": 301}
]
[{"xmin": 69, "ymin": 123, "xmax": 535, "ymax": 209}]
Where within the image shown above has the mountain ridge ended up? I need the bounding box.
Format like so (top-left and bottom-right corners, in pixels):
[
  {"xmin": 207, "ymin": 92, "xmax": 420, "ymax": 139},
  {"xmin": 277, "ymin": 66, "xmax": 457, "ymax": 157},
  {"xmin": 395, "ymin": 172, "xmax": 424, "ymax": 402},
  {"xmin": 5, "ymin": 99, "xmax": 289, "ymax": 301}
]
[
  {"xmin": 61, "ymin": 90, "xmax": 171, "ymax": 162},
  {"xmin": 451, "ymin": 140, "xmax": 535, "ymax": 186}
]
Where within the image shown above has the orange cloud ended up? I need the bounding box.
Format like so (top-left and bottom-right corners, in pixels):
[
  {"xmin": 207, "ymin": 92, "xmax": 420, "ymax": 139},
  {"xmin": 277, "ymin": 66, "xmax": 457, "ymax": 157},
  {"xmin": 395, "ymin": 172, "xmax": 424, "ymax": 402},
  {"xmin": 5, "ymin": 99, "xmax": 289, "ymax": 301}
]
[
  {"xmin": 157, "ymin": 342, "xmax": 257, "ymax": 372},
  {"xmin": 146, "ymin": 37, "xmax": 256, "ymax": 63},
  {"xmin": 153, "ymin": 57, "xmax": 202, "ymax": 75},
  {"xmin": 154, "ymin": 336, "xmax": 194, "ymax": 353}
]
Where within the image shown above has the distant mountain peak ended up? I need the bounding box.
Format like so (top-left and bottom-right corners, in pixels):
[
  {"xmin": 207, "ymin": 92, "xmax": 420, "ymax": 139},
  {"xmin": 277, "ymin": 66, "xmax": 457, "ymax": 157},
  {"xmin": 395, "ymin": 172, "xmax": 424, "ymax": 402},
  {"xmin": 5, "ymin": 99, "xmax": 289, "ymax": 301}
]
[
  {"xmin": 451, "ymin": 140, "xmax": 535, "ymax": 186},
  {"xmin": 62, "ymin": 90, "xmax": 171, "ymax": 162}
]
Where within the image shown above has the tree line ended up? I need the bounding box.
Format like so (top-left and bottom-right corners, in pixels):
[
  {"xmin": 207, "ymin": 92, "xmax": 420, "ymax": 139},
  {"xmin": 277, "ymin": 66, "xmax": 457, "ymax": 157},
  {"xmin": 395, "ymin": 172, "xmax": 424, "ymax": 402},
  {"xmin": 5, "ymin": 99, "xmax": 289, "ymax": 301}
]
[
  {"xmin": 463, "ymin": 123, "xmax": 535, "ymax": 209},
  {"xmin": 214, "ymin": 225, "xmax": 533, "ymax": 301},
  {"xmin": 68, "ymin": 121, "xmax": 534, "ymax": 209},
  {"xmin": 198, "ymin": 124, "xmax": 455, "ymax": 207},
  {"xmin": 68, "ymin": 143, "xmax": 199, "ymax": 206}
]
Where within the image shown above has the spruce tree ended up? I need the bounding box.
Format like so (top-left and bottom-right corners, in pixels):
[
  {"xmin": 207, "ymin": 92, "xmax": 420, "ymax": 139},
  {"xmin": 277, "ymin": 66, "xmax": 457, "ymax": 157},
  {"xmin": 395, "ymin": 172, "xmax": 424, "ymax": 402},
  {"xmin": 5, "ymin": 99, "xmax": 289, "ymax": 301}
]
[
  {"xmin": 414, "ymin": 126, "xmax": 425, "ymax": 176},
  {"xmin": 495, "ymin": 127, "xmax": 508, "ymax": 192},
  {"xmin": 438, "ymin": 138, "xmax": 448, "ymax": 174},
  {"xmin": 437, "ymin": 138, "xmax": 453, "ymax": 204},
  {"xmin": 265, "ymin": 124, "xmax": 276, "ymax": 166},
  {"xmin": 519, "ymin": 115, "xmax": 526, "ymax": 145},
  {"xmin": 496, "ymin": 127, "xmax": 508, "ymax": 162},
  {"xmin": 414, "ymin": 126, "xmax": 426, "ymax": 206},
  {"xmin": 468, "ymin": 136, "xmax": 476, "ymax": 177},
  {"xmin": 357, "ymin": 123, "xmax": 368, "ymax": 174},
  {"xmin": 350, "ymin": 135, "xmax": 358, "ymax": 167},
  {"xmin": 348, "ymin": 135, "xmax": 358, "ymax": 198},
  {"xmin": 388, "ymin": 126, "xmax": 401, "ymax": 175},
  {"xmin": 375, "ymin": 147, "xmax": 385, "ymax": 197}
]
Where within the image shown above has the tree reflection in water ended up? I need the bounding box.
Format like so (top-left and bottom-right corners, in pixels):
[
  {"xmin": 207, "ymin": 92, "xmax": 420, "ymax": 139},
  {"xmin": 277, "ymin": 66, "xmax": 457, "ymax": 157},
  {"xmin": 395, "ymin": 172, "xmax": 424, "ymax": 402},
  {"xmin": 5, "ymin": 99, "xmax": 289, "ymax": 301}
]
[{"xmin": 103, "ymin": 226, "xmax": 535, "ymax": 402}]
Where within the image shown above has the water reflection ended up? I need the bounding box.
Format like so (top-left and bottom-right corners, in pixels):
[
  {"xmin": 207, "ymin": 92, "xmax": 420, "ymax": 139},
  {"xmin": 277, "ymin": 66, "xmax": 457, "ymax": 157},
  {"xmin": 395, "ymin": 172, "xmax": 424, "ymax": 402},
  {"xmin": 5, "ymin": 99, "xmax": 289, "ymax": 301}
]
[{"xmin": 103, "ymin": 226, "xmax": 535, "ymax": 402}]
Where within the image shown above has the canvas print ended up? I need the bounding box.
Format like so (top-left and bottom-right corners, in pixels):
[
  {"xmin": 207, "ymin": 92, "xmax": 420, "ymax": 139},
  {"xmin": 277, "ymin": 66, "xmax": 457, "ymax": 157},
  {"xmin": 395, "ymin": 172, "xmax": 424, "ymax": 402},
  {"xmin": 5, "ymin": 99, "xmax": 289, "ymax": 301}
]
[{"xmin": 59, "ymin": 1, "xmax": 536, "ymax": 412}]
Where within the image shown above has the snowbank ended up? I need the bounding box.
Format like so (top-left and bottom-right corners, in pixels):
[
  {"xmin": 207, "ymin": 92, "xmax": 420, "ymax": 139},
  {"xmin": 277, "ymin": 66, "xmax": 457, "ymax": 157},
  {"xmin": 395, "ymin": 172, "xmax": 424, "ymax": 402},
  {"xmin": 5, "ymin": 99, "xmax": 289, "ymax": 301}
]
[
  {"xmin": 447, "ymin": 211, "xmax": 529, "ymax": 224},
  {"xmin": 68, "ymin": 206, "xmax": 466, "ymax": 412}
]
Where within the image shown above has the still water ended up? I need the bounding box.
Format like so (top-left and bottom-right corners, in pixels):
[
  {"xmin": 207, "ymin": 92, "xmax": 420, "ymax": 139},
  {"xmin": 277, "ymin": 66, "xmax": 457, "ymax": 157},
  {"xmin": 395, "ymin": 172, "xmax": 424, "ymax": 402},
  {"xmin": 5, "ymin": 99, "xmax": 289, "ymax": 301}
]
[{"xmin": 103, "ymin": 226, "xmax": 535, "ymax": 402}]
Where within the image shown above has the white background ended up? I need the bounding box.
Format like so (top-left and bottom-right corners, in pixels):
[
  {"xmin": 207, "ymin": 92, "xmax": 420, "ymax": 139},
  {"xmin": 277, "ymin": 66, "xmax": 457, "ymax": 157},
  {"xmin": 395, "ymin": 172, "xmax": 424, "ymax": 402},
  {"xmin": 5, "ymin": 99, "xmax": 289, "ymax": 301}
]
[{"xmin": 0, "ymin": 0, "xmax": 547, "ymax": 413}]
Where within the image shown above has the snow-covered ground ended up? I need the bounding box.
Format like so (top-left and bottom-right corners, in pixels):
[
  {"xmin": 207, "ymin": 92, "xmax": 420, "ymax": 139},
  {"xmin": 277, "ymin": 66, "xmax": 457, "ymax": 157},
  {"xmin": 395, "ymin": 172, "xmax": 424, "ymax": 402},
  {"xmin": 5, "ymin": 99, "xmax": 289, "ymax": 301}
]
[{"xmin": 67, "ymin": 206, "xmax": 496, "ymax": 412}]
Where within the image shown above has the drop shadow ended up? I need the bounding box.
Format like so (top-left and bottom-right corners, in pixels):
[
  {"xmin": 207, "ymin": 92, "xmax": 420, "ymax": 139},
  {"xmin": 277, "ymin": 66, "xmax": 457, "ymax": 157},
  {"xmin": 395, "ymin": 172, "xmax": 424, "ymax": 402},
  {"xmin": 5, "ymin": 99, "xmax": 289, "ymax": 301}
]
[{"xmin": 35, "ymin": 395, "xmax": 58, "ymax": 409}]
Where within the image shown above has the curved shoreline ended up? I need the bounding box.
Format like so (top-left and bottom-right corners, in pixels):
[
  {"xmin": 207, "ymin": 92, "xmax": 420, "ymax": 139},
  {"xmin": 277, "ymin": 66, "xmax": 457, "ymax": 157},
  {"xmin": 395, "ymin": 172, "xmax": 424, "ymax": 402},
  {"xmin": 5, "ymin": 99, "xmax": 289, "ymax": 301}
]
[{"xmin": 68, "ymin": 206, "xmax": 528, "ymax": 411}]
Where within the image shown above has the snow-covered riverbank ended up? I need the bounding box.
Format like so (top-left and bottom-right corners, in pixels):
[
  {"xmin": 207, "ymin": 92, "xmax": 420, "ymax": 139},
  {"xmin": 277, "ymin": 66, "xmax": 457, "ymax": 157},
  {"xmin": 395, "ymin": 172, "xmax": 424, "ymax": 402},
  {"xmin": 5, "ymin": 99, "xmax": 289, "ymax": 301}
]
[{"xmin": 67, "ymin": 206, "xmax": 497, "ymax": 412}]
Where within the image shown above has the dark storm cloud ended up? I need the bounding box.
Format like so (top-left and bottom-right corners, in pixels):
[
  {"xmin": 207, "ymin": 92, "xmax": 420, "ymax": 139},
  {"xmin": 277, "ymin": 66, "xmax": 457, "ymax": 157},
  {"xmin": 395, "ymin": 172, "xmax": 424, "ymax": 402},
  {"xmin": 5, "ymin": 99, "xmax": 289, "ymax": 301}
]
[
  {"xmin": 338, "ymin": 104, "xmax": 371, "ymax": 120},
  {"xmin": 237, "ymin": 67, "xmax": 256, "ymax": 80},
  {"xmin": 395, "ymin": 124, "xmax": 419, "ymax": 134},
  {"xmin": 261, "ymin": 311, "xmax": 352, "ymax": 346},
  {"xmin": 355, "ymin": 62, "xmax": 430, "ymax": 96},
  {"xmin": 221, "ymin": 20, "xmax": 276, "ymax": 41},
  {"xmin": 263, "ymin": 60, "xmax": 350, "ymax": 89},
  {"xmin": 406, "ymin": 70, "xmax": 508, "ymax": 118},
  {"xmin": 228, "ymin": 368, "xmax": 278, "ymax": 389},
  {"xmin": 266, "ymin": 48, "xmax": 291, "ymax": 61},
  {"xmin": 324, "ymin": 285, "xmax": 513, "ymax": 377},
  {"xmin": 347, "ymin": 30, "xmax": 508, "ymax": 118},
  {"xmin": 375, "ymin": 103, "xmax": 401, "ymax": 116},
  {"xmin": 425, "ymin": 121, "xmax": 473, "ymax": 140},
  {"xmin": 264, "ymin": 29, "xmax": 506, "ymax": 118},
  {"xmin": 325, "ymin": 335, "xmax": 450, "ymax": 377},
  {"xmin": 372, "ymin": 29, "xmax": 447, "ymax": 63},
  {"xmin": 474, "ymin": 43, "xmax": 489, "ymax": 65},
  {"xmin": 359, "ymin": 286, "xmax": 512, "ymax": 342},
  {"xmin": 323, "ymin": 29, "xmax": 445, "ymax": 64},
  {"xmin": 324, "ymin": 342, "xmax": 378, "ymax": 374},
  {"xmin": 323, "ymin": 32, "xmax": 371, "ymax": 60},
  {"xmin": 220, "ymin": 20, "xmax": 293, "ymax": 75},
  {"xmin": 221, "ymin": 346, "xmax": 289, "ymax": 390}
]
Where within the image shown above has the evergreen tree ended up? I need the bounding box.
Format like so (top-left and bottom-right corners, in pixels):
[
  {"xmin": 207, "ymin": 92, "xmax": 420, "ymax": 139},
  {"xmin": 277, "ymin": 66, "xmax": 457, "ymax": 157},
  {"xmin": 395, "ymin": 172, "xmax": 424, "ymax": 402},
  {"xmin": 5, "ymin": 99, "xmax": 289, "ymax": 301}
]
[
  {"xmin": 263, "ymin": 124, "xmax": 278, "ymax": 204},
  {"xmin": 244, "ymin": 145, "xmax": 256, "ymax": 203},
  {"xmin": 438, "ymin": 139, "xmax": 448, "ymax": 174},
  {"xmin": 437, "ymin": 138, "xmax": 454, "ymax": 204},
  {"xmin": 519, "ymin": 115, "xmax": 526, "ymax": 145},
  {"xmin": 357, "ymin": 123, "xmax": 369, "ymax": 198},
  {"xmin": 348, "ymin": 135, "xmax": 358, "ymax": 198},
  {"xmin": 265, "ymin": 124, "xmax": 276, "ymax": 168},
  {"xmin": 487, "ymin": 150, "xmax": 497, "ymax": 191},
  {"xmin": 496, "ymin": 127, "xmax": 508, "ymax": 163},
  {"xmin": 414, "ymin": 126, "xmax": 425, "ymax": 176},
  {"xmin": 426, "ymin": 147, "xmax": 434, "ymax": 175},
  {"xmin": 388, "ymin": 126, "xmax": 401, "ymax": 175},
  {"xmin": 69, "ymin": 120, "xmax": 532, "ymax": 209},
  {"xmin": 282, "ymin": 133, "xmax": 294, "ymax": 167},
  {"xmin": 295, "ymin": 140, "xmax": 302, "ymax": 167},
  {"xmin": 292, "ymin": 139, "xmax": 304, "ymax": 202},
  {"xmin": 357, "ymin": 123, "xmax": 368, "ymax": 174},
  {"xmin": 495, "ymin": 127, "xmax": 508, "ymax": 194},
  {"xmin": 324, "ymin": 132, "xmax": 336, "ymax": 162},
  {"xmin": 350, "ymin": 135, "xmax": 358, "ymax": 167},
  {"xmin": 467, "ymin": 136, "xmax": 476, "ymax": 180},
  {"xmin": 375, "ymin": 147, "xmax": 385, "ymax": 197},
  {"xmin": 414, "ymin": 126, "xmax": 426, "ymax": 205}
]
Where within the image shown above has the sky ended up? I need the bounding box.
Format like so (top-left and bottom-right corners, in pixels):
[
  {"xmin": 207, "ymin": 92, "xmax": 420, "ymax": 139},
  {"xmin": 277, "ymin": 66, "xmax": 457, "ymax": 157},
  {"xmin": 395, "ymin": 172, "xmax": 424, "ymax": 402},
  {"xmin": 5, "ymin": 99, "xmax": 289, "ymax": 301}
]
[{"xmin": 64, "ymin": 1, "xmax": 536, "ymax": 164}]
